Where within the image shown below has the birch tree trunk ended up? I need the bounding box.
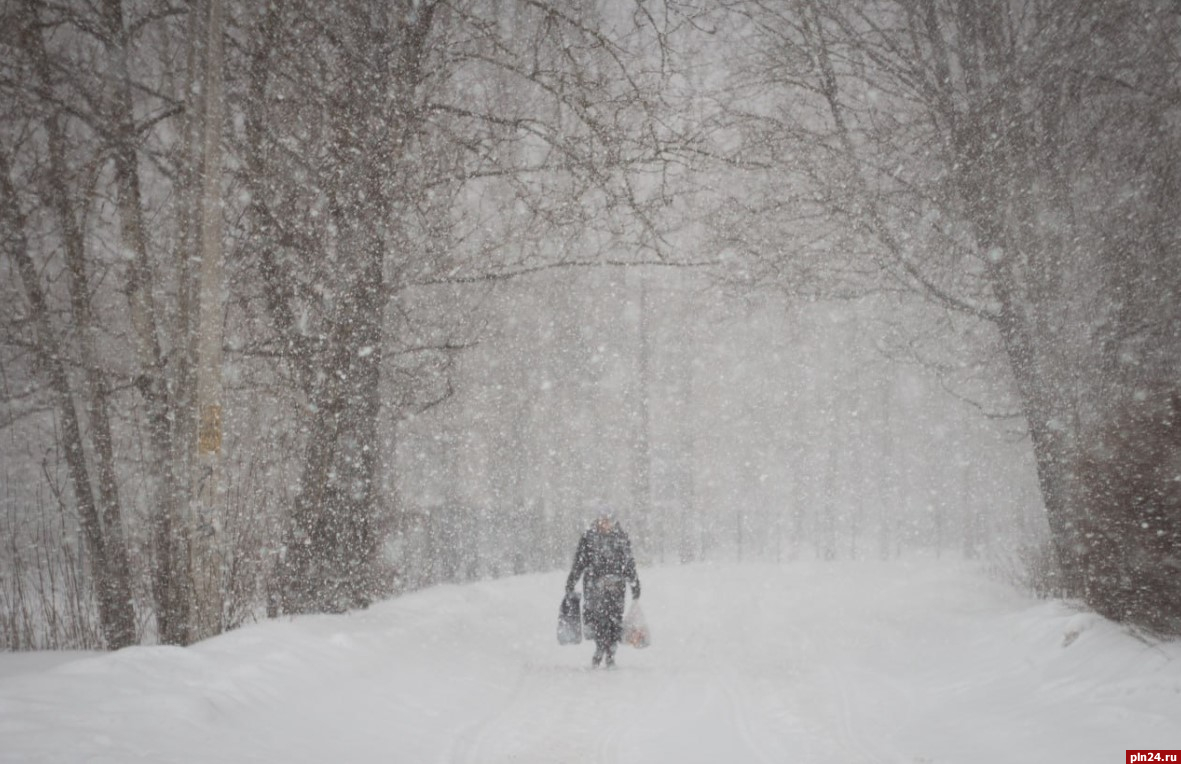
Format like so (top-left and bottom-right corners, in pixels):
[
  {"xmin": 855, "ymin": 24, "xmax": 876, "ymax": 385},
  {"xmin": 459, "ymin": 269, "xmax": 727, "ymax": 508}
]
[
  {"xmin": 99, "ymin": 0, "xmax": 193, "ymax": 644},
  {"xmin": 191, "ymin": 0, "xmax": 227, "ymax": 642}
]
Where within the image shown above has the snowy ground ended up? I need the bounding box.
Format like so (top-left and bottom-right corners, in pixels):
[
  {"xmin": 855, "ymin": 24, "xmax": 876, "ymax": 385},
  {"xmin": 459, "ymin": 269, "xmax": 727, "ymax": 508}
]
[{"xmin": 1, "ymin": 558, "xmax": 1178, "ymax": 763}]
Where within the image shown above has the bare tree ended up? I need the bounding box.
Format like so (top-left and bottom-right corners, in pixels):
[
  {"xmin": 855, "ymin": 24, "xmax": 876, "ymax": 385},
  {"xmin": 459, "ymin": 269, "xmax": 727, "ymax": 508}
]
[
  {"xmin": 1, "ymin": 148, "xmax": 138, "ymax": 649},
  {"xmin": 718, "ymin": 0, "xmax": 1181, "ymax": 629},
  {"xmin": 1, "ymin": 0, "xmax": 698, "ymax": 645},
  {"xmin": 228, "ymin": 0, "xmax": 690, "ymax": 613},
  {"xmin": 0, "ymin": 0, "xmax": 181, "ymax": 648},
  {"xmin": 3, "ymin": 0, "xmax": 295, "ymax": 646}
]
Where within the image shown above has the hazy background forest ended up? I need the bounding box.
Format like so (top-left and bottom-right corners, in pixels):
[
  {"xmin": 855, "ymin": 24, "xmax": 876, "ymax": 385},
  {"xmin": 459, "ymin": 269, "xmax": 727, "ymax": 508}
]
[{"xmin": 2, "ymin": 0, "xmax": 1178, "ymax": 650}]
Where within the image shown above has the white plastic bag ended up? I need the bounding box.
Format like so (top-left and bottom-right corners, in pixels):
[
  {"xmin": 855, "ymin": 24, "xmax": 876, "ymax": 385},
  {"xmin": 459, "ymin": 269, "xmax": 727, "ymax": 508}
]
[{"xmin": 622, "ymin": 601, "xmax": 650, "ymax": 649}]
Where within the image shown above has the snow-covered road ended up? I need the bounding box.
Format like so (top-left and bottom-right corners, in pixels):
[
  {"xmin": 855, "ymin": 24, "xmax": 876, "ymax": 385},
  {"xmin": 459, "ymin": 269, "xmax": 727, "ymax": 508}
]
[{"xmin": 2, "ymin": 559, "xmax": 1178, "ymax": 763}]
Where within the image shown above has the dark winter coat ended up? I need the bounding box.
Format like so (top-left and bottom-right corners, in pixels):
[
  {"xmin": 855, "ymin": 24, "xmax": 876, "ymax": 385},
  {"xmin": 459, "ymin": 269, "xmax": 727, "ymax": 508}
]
[{"xmin": 565, "ymin": 524, "xmax": 640, "ymax": 647}]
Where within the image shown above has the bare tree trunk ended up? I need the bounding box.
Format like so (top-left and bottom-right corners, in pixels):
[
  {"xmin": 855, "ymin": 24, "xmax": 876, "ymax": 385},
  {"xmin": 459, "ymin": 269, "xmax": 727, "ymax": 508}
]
[
  {"xmin": 8, "ymin": 0, "xmax": 139, "ymax": 649},
  {"xmin": 632, "ymin": 273, "xmax": 654, "ymax": 561},
  {"xmin": 988, "ymin": 272, "xmax": 1079, "ymax": 591},
  {"xmin": 1, "ymin": 152, "xmax": 136, "ymax": 649},
  {"xmin": 255, "ymin": 0, "xmax": 437, "ymax": 613},
  {"xmin": 100, "ymin": 0, "xmax": 193, "ymax": 644},
  {"xmin": 191, "ymin": 0, "xmax": 227, "ymax": 642}
]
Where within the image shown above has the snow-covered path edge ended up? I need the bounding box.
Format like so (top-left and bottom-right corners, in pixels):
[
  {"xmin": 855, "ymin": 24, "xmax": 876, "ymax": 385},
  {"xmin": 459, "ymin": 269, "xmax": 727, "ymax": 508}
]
[{"xmin": 1, "ymin": 559, "xmax": 1178, "ymax": 764}]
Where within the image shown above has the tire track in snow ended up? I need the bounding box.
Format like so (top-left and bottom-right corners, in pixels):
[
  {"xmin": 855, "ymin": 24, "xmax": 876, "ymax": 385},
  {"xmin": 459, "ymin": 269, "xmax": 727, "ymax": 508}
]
[
  {"xmin": 778, "ymin": 608, "xmax": 905, "ymax": 764},
  {"xmin": 825, "ymin": 664, "xmax": 882, "ymax": 764},
  {"xmin": 719, "ymin": 617, "xmax": 820, "ymax": 764},
  {"xmin": 445, "ymin": 664, "xmax": 530, "ymax": 764},
  {"xmin": 447, "ymin": 663, "xmax": 631, "ymax": 764},
  {"xmin": 715, "ymin": 670, "xmax": 784, "ymax": 764}
]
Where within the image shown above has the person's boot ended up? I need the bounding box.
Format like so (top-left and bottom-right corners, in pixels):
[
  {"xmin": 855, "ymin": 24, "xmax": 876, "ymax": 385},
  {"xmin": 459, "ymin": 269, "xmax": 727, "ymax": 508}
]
[
  {"xmin": 592, "ymin": 646, "xmax": 604, "ymax": 668},
  {"xmin": 604, "ymin": 646, "xmax": 616, "ymax": 668}
]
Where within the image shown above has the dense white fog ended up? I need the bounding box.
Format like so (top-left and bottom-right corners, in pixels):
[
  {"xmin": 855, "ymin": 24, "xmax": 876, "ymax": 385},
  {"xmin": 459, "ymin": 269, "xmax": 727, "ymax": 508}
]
[{"xmin": 392, "ymin": 269, "xmax": 1045, "ymax": 582}]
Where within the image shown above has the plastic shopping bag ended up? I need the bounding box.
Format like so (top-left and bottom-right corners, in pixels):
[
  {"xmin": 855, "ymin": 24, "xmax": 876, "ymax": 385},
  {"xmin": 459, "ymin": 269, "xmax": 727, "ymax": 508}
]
[
  {"xmin": 622, "ymin": 601, "xmax": 650, "ymax": 649},
  {"xmin": 557, "ymin": 592, "xmax": 582, "ymax": 645}
]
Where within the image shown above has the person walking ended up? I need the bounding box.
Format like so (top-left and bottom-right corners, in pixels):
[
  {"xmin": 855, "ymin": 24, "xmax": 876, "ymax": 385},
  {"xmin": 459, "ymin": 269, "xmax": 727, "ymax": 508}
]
[{"xmin": 565, "ymin": 511, "xmax": 640, "ymax": 668}]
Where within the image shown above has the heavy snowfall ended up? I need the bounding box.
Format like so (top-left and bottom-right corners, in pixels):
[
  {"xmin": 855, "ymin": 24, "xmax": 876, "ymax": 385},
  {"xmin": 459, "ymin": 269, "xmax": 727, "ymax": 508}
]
[
  {"xmin": 4, "ymin": 560, "xmax": 1180, "ymax": 763},
  {"xmin": 1, "ymin": 0, "xmax": 1180, "ymax": 762}
]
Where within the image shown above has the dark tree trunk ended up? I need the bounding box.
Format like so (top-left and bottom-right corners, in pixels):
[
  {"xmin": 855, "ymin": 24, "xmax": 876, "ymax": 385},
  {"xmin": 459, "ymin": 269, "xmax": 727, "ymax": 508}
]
[{"xmin": 1075, "ymin": 390, "xmax": 1181, "ymax": 634}]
